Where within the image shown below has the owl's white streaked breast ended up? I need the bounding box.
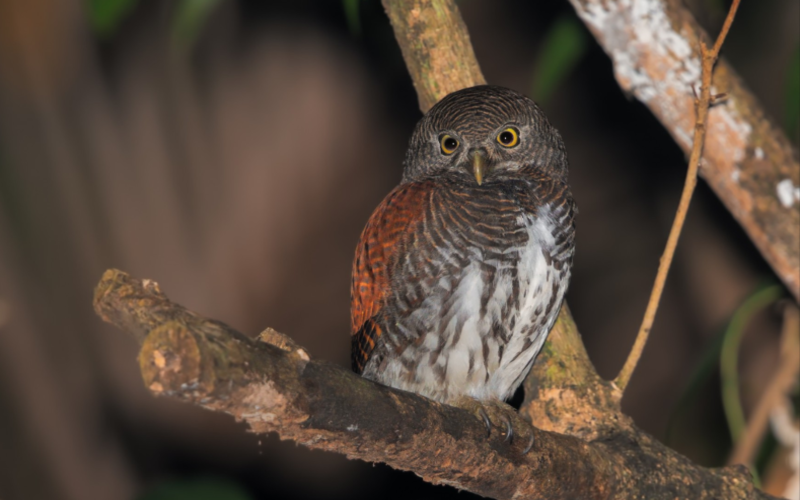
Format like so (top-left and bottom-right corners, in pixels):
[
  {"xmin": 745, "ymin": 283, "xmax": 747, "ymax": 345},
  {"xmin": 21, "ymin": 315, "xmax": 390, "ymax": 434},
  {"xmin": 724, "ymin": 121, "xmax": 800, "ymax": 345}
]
[{"xmin": 367, "ymin": 203, "xmax": 571, "ymax": 404}]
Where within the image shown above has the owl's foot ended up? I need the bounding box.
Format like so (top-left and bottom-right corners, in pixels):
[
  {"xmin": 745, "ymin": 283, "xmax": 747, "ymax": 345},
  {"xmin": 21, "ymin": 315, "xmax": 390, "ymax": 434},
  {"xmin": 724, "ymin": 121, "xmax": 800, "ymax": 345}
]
[{"xmin": 449, "ymin": 397, "xmax": 535, "ymax": 454}]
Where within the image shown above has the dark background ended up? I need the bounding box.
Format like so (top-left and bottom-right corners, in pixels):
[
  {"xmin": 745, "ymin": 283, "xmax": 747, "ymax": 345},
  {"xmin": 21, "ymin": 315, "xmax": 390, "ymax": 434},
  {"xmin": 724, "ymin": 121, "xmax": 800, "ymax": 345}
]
[{"xmin": 0, "ymin": 0, "xmax": 797, "ymax": 499}]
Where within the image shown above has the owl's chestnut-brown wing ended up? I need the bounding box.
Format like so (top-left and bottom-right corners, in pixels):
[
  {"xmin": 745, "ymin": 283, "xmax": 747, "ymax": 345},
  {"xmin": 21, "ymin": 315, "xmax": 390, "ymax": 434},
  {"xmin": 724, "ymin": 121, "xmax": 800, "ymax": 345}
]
[{"xmin": 350, "ymin": 181, "xmax": 434, "ymax": 374}]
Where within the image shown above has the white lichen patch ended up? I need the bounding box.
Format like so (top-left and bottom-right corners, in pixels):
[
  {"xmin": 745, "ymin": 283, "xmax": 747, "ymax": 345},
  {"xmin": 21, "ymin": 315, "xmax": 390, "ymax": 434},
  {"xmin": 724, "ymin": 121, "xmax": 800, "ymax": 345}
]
[
  {"xmin": 240, "ymin": 411, "xmax": 276, "ymax": 423},
  {"xmin": 241, "ymin": 381, "xmax": 288, "ymax": 422},
  {"xmin": 347, "ymin": 424, "xmax": 359, "ymax": 432},
  {"xmin": 776, "ymin": 179, "xmax": 800, "ymax": 208},
  {"xmin": 571, "ymin": 0, "xmax": 751, "ymax": 172},
  {"xmin": 708, "ymin": 100, "xmax": 752, "ymax": 163}
]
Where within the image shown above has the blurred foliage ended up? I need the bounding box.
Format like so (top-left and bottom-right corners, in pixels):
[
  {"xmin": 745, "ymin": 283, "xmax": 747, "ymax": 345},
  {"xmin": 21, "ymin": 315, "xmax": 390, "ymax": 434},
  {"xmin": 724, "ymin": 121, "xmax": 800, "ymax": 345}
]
[
  {"xmin": 785, "ymin": 45, "xmax": 799, "ymax": 140},
  {"xmin": 86, "ymin": 0, "xmax": 137, "ymax": 37},
  {"xmin": 666, "ymin": 282, "xmax": 785, "ymax": 472},
  {"xmin": 172, "ymin": 0, "xmax": 225, "ymax": 52},
  {"xmin": 719, "ymin": 284, "xmax": 785, "ymax": 485},
  {"xmin": 137, "ymin": 478, "xmax": 253, "ymax": 500},
  {"xmin": 343, "ymin": 0, "xmax": 361, "ymax": 38},
  {"xmin": 86, "ymin": 0, "xmax": 224, "ymax": 50},
  {"xmin": 720, "ymin": 284, "xmax": 784, "ymax": 445},
  {"xmin": 665, "ymin": 321, "xmax": 728, "ymax": 446},
  {"xmin": 530, "ymin": 16, "xmax": 587, "ymax": 105}
]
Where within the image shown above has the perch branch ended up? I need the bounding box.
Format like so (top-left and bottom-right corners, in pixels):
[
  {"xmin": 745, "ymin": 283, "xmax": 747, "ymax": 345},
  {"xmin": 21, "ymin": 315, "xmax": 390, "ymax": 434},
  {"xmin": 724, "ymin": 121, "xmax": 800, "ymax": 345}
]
[
  {"xmin": 568, "ymin": 0, "xmax": 800, "ymax": 302},
  {"xmin": 614, "ymin": 0, "xmax": 742, "ymax": 392},
  {"xmin": 95, "ymin": 269, "xmax": 775, "ymax": 500}
]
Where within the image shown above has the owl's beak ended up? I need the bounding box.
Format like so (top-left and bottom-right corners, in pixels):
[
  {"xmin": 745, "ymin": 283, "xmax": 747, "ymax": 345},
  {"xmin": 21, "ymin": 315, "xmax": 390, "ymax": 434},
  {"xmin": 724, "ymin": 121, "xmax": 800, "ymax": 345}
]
[{"xmin": 470, "ymin": 149, "xmax": 488, "ymax": 185}]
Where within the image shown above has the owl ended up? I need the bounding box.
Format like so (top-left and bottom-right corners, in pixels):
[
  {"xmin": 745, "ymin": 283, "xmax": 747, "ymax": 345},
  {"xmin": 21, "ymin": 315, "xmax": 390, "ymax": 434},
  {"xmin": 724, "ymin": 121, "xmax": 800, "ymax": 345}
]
[{"xmin": 350, "ymin": 85, "xmax": 575, "ymax": 418}]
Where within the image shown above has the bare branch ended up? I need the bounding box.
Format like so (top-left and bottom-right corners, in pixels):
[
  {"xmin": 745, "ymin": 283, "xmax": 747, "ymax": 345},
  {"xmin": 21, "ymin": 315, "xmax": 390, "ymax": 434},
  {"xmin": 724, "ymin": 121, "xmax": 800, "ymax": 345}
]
[
  {"xmin": 615, "ymin": 0, "xmax": 742, "ymax": 392},
  {"xmin": 382, "ymin": 0, "xmax": 485, "ymax": 111},
  {"xmin": 94, "ymin": 269, "xmax": 776, "ymax": 500},
  {"xmin": 568, "ymin": 0, "xmax": 800, "ymax": 301}
]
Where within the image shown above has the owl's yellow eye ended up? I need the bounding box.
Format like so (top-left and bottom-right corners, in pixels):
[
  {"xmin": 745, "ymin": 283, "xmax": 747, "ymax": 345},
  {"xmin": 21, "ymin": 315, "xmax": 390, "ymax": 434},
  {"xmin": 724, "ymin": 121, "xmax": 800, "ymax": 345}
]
[
  {"xmin": 497, "ymin": 127, "xmax": 519, "ymax": 148},
  {"xmin": 440, "ymin": 135, "xmax": 459, "ymax": 155}
]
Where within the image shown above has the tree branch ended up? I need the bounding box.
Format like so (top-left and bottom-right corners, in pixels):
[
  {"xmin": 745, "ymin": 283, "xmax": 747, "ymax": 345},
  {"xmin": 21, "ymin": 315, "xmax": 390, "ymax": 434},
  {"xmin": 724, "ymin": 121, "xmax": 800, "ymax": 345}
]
[
  {"xmin": 94, "ymin": 269, "xmax": 775, "ymax": 500},
  {"xmin": 567, "ymin": 0, "xmax": 800, "ymax": 301},
  {"xmin": 614, "ymin": 0, "xmax": 742, "ymax": 392},
  {"xmin": 382, "ymin": 0, "xmax": 485, "ymax": 111}
]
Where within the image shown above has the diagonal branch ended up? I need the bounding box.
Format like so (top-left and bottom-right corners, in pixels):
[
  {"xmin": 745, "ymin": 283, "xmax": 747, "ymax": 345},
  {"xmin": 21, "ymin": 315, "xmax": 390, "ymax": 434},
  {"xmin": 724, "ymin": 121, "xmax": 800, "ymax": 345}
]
[
  {"xmin": 94, "ymin": 269, "xmax": 775, "ymax": 500},
  {"xmin": 567, "ymin": 0, "xmax": 800, "ymax": 301}
]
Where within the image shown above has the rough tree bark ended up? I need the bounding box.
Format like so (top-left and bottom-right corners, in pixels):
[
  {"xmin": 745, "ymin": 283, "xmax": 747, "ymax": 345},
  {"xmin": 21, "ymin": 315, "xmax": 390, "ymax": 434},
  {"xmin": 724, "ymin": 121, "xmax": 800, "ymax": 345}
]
[
  {"xmin": 567, "ymin": 0, "xmax": 800, "ymax": 301},
  {"xmin": 92, "ymin": 0, "xmax": 792, "ymax": 498},
  {"xmin": 95, "ymin": 269, "xmax": 773, "ymax": 500}
]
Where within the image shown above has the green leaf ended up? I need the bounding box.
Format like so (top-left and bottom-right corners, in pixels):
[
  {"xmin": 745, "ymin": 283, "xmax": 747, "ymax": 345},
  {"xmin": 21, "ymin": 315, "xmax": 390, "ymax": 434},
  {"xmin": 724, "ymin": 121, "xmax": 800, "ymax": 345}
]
[
  {"xmin": 785, "ymin": 45, "xmax": 800, "ymax": 140},
  {"xmin": 530, "ymin": 16, "xmax": 587, "ymax": 105},
  {"xmin": 342, "ymin": 0, "xmax": 361, "ymax": 38},
  {"xmin": 86, "ymin": 0, "xmax": 137, "ymax": 37},
  {"xmin": 137, "ymin": 478, "xmax": 252, "ymax": 500},
  {"xmin": 171, "ymin": 0, "xmax": 224, "ymax": 52}
]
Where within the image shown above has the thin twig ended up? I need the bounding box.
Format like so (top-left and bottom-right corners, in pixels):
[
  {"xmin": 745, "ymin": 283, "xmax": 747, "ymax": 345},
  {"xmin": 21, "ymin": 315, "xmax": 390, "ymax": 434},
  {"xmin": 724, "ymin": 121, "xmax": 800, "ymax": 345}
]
[
  {"xmin": 729, "ymin": 303, "xmax": 800, "ymax": 467},
  {"xmin": 614, "ymin": 0, "xmax": 742, "ymax": 393}
]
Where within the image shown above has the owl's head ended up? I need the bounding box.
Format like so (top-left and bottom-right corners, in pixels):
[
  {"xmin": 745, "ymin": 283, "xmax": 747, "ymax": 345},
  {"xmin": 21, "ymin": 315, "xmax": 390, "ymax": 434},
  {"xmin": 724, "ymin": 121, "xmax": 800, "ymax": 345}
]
[{"xmin": 402, "ymin": 85, "xmax": 567, "ymax": 185}]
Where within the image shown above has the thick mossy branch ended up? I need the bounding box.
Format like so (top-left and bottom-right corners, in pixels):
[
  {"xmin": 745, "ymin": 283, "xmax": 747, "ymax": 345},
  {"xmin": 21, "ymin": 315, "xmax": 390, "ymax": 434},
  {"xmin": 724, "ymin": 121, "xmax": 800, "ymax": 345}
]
[
  {"xmin": 522, "ymin": 306, "xmax": 622, "ymax": 440},
  {"xmin": 94, "ymin": 269, "xmax": 776, "ymax": 500}
]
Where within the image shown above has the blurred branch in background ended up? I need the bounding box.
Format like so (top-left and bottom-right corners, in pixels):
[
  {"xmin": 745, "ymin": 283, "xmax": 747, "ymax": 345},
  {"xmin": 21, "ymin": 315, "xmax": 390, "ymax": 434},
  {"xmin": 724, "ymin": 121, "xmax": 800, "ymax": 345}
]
[
  {"xmin": 567, "ymin": 0, "xmax": 800, "ymax": 301},
  {"xmin": 728, "ymin": 302, "xmax": 799, "ymax": 475},
  {"xmin": 764, "ymin": 389, "xmax": 800, "ymax": 499}
]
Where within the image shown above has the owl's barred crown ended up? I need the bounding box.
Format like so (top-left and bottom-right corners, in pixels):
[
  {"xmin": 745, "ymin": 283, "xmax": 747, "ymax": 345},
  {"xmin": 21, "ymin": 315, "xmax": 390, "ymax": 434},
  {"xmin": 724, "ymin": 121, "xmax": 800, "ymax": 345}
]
[{"xmin": 402, "ymin": 85, "xmax": 568, "ymax": 183}]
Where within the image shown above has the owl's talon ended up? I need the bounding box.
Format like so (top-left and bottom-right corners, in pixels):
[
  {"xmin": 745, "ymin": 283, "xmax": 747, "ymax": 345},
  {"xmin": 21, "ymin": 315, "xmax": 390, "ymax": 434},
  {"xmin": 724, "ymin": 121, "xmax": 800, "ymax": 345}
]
[
  {"xmin": 478, "ymin": 407, "xmax": 492, "ymax": 437},
  {"xmin": 502, "ymin": 415, "xmax": 513, "ymax": 443},
  {"xmin": 522, "ymin": 434, "xmax": 535, "ymax": 455},
  {"xmin": 451, "ymin": 396, "xmax": 532, "ymax": 450}
]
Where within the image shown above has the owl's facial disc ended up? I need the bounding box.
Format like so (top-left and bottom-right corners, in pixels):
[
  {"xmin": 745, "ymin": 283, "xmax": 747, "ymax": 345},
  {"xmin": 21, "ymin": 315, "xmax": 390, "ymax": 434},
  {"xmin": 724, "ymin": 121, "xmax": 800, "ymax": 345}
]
[{"xmin": 402, "ymin": 86, "xmax": 567, "ymax": 184}]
